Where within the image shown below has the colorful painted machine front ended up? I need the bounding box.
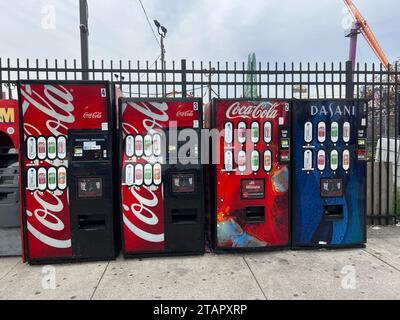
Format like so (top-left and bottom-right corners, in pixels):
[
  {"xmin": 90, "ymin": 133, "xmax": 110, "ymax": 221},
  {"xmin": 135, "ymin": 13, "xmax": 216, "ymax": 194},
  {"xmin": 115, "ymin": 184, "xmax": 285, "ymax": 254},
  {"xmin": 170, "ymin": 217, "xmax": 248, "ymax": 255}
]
[
  {"xmin": 292, "ymin": 99, "xmax": 367, "ymax": 248},
  {"xmin": 120, "ymin": 98, "xmax": 205, "ymax": 257},
  {"xmin": 211, "ymin": 99, "xmax": 291, "ymax": 251},
  {"xmin": 18, "ymin": 81, "xmax": 119, "ymax": 264}
]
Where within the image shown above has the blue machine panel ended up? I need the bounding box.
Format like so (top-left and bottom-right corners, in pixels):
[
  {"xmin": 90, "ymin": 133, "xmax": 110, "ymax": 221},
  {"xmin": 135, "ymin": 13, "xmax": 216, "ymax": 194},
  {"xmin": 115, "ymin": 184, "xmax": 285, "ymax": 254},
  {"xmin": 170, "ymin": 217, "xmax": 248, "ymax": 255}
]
[{"xmin": 292, "ymin": 100, "xmax": 367, "ymax": 248}]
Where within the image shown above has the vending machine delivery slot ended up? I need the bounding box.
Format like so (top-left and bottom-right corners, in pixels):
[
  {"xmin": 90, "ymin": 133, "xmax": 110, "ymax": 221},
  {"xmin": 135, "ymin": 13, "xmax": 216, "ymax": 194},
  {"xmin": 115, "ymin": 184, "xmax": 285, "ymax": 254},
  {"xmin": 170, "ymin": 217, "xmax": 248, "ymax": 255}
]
[
  {"xmin": 245, "ymin": 206, "xmax": 265, "ymax": 223},
  {"xmin": 324, "ymin": 205, "xmax": 344, "ymax": 221}
]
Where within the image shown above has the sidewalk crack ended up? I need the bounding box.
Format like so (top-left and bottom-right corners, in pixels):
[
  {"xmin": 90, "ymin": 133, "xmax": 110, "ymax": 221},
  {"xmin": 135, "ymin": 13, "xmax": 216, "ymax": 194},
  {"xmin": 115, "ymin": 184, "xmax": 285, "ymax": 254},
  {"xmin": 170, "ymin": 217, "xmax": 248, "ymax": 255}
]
[
  {"xmin": 0, "ymin": 259, "xmax": 21, "ymax": 282},
  {"xmin": 363, "ymin": 248, "xmax": 400, "ymax": 273},
  {"xmin": 242, "ymin": 256, "xmax": 268, "ymax": 300},
  {"xmin": 90, "ymin": 261, "xmax": 110, "ymax": 300}
]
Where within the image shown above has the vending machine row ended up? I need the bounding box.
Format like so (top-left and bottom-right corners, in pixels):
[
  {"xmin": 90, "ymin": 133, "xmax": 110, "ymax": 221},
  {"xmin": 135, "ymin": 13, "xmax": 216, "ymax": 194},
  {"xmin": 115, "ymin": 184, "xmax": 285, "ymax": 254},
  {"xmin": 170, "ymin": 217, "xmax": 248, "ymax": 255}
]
[{"xmin": 15, "ymin": 81, "xmax": 368, "ymax": 264}]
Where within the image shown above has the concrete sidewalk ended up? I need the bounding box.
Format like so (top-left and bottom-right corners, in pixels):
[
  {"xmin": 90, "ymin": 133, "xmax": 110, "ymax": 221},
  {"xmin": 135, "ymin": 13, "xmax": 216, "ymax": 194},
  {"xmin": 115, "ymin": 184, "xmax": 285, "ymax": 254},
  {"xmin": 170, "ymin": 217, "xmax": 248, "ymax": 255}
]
[{"xmin": 0, "ymin": 226, "xmax": 399, "ymax": 300}]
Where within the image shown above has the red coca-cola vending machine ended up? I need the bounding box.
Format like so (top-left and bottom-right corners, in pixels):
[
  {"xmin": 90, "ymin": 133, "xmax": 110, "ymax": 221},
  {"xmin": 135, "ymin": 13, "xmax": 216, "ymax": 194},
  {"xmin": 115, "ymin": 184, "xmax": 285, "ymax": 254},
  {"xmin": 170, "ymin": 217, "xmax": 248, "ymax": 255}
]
[
  {"xmin": 18, "ymin": 80, "xmax": 119, "ymax": 264},
  {"xmin": 119, "ymin": 98, "xmax": 205, "ymax": 257},
  {"xmin": 211, "ymin": 99, "xmax": 291, "ymax": 251}
]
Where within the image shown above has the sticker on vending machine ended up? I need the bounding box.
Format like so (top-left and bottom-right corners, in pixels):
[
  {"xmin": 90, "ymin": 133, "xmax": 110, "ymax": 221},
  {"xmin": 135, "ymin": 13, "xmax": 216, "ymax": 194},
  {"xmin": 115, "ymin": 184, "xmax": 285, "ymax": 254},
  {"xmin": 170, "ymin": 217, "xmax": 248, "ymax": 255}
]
[
  {"xmin": 264, "ymin": 150, "xmax": 272, "ymax": 172},
  {"xmin": 144, "ymin": 164, "xmax": 153, "ymax": 186},
  {"xmin": 331, "ymin": 122, "xmax": 339, "ymax": 143},
  {"xmin": 135, "ymin": 135, "xmax": 144, "ymax": 157},
  {"xmin": 27, "ymin": 137, "xmax": 37, "ymax": 161},
  {"xmin": 317, "ymin": 122, "xmax": 326, "ymax": 143},
  {"xmin": 304, "ymin": 122, "xmax": 313, "ymax": 143},
  {"xmin": 57, "ymin": 167, "xmax": 67, "ymax": 190},
  {"xmin": 47, "ymin": 137, "xmax": 57, "ymax": 160},
  {"xmin": 125, "ymin": 135, "xmax": 134, "ymax": 158},
  {"xmin": 317, "ymin": 150, "xmax": 326, "ymax": 171},
  {"xmin": 27, "ymin": 168, "xmax": 37, "ymax": 191},
  {"xmin": 250, "ymin": 122, "xmax": 260, "ymax": 144},
  {"xmin": 264, "ymin": 122, "xmax": 272, "ymax": 144},
  {"xmin": 343, "ymin": 150, "xmax": 350, "ymax": 171},
  {"xmin": 224, "ymin": 150, "xmax": 233, "ymax": 172},
  {"xmin": 237, "ymin": 122, "xmax": 247, "ymax": 144},
  {"xmin": 251, "ymin": 150, "xmax": 259, "ymax": 172},
  {"xmin": 343, "ymin": 122, "xmax": 351, "ymax": 143},
  {"xmin": 48, "ymin": 167, "xmax": 57, "ymax": 191},
  {"xmin": 37, "ymin": 137, "xmax": 47, "ymax": 160},
  {"xmin": 134, "ymin": 164, "xmax": 144, "ymax": 186},
  {"xmin": 224, "ymin": 122, "xmax": 233, "ymax": 144},
  {"xmin": 37, "ymin": 167, "xmax": 47, "ymax": 191},
  {"xmin": 125, "ymin": 164, "xmax": 134, "ymax": 186},
  {"xmin": 237, "ymin": 150, "xmax": 247, "ymax": 172},
  {"xmin": 57, "ymin": 136, "xmax": 67, "ymax": 160},
  {"xmin": 330, "ymin": 150, "xmax": 339, "ymax": 171},
  {"xmin": 153, "ymin": 163, "xmax": 162, "ymax": 186}
]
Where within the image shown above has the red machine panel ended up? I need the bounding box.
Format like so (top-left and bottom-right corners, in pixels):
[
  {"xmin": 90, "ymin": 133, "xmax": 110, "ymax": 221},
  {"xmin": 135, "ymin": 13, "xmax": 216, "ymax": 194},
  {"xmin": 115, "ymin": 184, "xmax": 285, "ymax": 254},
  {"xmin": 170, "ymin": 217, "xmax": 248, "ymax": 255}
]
[
  {"xmin": 0, "ymin": 100, "xmax": 20, "ymax": 149},
  {"xmin": 212, "ymin": 99, "xmax": 291, "ymax": 251}
]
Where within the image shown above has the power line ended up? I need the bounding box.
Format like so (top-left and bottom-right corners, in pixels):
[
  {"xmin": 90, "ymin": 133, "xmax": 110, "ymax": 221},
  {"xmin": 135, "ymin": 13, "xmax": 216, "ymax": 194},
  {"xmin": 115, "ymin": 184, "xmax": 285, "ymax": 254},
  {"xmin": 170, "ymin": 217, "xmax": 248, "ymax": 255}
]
[{"xmin": 137, "ymin": 0, "xmax": 161, "ymax": 49}]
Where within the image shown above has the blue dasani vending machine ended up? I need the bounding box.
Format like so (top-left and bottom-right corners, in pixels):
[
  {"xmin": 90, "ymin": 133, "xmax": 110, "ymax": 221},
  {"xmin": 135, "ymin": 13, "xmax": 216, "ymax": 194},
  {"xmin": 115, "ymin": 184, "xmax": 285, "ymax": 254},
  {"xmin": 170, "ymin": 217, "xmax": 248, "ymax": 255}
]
[{"xmin": 292, "ymin": 99, "xmax": 368, "ymax": 248}]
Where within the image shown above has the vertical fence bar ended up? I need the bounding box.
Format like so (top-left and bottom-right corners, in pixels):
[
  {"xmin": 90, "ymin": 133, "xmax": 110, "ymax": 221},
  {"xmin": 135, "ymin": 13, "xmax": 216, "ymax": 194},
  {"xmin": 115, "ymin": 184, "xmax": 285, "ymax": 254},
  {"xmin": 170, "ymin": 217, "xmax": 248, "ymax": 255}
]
[
  {"xmin": 181, "ymin": 59, "xmax": 187, "ymax": 98},
  {"xmin": 385, "ymin": 64, "xmax": 391, "ymax": 224},
  {"xmin": 345, "ymin": 60, "xmax": 353, "ymax": 99}
]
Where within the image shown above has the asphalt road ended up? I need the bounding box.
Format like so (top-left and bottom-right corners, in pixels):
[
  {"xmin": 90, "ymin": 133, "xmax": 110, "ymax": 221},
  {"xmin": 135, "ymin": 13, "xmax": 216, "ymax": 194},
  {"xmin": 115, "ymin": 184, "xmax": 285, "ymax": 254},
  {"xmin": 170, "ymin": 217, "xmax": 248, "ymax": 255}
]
[{"xmin": 0, "ymin": 226, "xmax": 399, "ymax": 300}]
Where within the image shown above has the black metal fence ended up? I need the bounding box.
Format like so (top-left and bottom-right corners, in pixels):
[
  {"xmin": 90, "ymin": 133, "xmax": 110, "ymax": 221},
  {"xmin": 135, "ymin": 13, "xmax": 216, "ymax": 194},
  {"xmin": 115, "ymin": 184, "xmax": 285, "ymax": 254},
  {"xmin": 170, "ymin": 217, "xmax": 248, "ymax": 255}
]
[{"xmin": 1, "ymin": 58, "xmax": 399, "ymax": 225}]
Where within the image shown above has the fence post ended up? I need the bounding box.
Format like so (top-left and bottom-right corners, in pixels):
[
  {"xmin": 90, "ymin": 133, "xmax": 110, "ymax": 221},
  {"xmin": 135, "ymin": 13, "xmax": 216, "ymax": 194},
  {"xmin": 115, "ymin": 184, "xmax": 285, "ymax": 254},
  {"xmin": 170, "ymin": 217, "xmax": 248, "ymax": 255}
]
[
  {"xmin": 181, "ymin": 59, "xmax": 187, "ymax": 97},
  {"xmin": 345, "ymin": 60, "xmax": 354, "ymax": 99}
]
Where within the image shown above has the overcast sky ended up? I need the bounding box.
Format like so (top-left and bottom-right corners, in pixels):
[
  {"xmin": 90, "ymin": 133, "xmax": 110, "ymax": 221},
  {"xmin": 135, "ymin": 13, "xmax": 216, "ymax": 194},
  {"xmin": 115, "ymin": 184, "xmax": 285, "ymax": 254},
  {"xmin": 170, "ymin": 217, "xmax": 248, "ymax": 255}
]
[{"xmin": 1, "ymin": 0, "xmax": 399, "ymax": 67}]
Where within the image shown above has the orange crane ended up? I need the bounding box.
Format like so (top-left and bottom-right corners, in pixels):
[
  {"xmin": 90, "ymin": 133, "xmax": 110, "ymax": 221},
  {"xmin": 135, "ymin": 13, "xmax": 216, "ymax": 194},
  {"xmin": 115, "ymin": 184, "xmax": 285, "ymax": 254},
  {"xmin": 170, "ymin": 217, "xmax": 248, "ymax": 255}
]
[{"xmin": 343, "ymin": 0, "xmax": 390, "ymax": 70}]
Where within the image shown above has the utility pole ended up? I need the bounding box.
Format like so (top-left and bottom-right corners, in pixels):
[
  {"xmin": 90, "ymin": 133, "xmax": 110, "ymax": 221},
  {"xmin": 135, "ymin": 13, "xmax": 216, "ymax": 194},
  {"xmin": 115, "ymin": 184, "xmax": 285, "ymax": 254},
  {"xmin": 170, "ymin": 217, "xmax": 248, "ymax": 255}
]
[
  {"xmin": 154, "ymin": 20, "xmax": 167, "ymax": 97},
  {"xmin": 79, "ymin": 0, "xmax": 89, "ymax": 80}
]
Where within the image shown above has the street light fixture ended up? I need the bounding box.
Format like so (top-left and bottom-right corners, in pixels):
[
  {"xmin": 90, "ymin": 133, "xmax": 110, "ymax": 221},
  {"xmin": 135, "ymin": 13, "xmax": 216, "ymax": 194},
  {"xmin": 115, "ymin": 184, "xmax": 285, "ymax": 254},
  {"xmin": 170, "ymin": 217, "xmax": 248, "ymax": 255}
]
[{"xmin": 154, "ymin": 20, "xmax": 167, "ymax": 96}]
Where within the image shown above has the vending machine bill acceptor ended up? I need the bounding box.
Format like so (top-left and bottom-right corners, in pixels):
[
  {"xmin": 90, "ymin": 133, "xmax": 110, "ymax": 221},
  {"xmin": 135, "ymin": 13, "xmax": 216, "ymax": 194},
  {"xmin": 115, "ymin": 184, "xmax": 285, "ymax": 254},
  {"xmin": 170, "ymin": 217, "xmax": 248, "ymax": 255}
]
[
  {"xmin": 292, "ymin": 99, "xmax": 367, "ymax": 248},
  {"xmin": 119, "ymin": 98, "xmax": 205, "ymax": 257},
  {"xmin": 211, "ymin": 99, "xmax": 291, "ymax": 251},
  {"xmin": 18, "ymin": 81, "xmax": 119, "ymax": 264}
]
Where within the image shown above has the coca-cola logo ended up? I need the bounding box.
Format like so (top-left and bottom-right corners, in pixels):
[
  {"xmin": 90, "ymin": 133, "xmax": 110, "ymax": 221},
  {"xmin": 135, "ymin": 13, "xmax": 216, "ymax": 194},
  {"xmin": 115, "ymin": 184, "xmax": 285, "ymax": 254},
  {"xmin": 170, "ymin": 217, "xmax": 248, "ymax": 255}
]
[
  {"xmin": 83, "ymin": 111, "xmax": 103, "ymax": 119},
  {"xmin": 226, "ymin": 102, "xmax": 279, "ymax": 120},
  {"xmin": 176, "ymin": 110, "xmax": 194, "ymax": 117}
]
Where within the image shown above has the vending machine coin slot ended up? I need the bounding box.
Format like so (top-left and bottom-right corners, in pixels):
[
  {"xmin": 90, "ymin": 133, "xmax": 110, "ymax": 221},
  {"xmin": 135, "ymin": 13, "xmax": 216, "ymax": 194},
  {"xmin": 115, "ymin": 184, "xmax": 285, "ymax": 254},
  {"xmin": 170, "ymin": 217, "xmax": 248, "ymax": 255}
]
[
  {"xmin": 324, "ymin": 205, "xmax": 343, "ymax": 221},
  {"xmin": 245, "ymin": 206, "xmax": 265, "ymax": 223}
]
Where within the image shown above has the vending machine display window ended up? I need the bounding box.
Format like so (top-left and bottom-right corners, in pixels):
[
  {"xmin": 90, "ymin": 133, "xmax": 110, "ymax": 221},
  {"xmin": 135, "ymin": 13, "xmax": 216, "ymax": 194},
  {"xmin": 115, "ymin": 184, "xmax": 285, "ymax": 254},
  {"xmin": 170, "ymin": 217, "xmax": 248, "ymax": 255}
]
[
  {"xmin": 320, "ymin": 178, "xmax": 343, "ymax": 198},
  {"xmin": 171, "ymin": 173, "xmax": 195, "ymax": 194},
  {"xmin": 240, "ymin": 179, "xmax": 265, "ymax": 200},
  {"xmin": 77, "ymin": 177, "xmax": 103, "ymax": 198}
]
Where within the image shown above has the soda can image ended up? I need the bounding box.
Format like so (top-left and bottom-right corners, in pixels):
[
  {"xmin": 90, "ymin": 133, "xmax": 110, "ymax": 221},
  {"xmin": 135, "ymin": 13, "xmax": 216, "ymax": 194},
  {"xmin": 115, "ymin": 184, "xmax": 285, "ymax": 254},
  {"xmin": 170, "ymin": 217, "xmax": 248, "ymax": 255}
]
[
  {"xmin": 144, "ymin": 135, "xmax": 153, "ymax": 157},
  {"xmin": 317, "ymin": 122, "xmax": 326, "ymax": 143},
  {"xmin": 37, "ymin": 168, "xmax": 47, "ymax": 191},
  {"xmin": 144, "ymin": 164, "xmax": 153, "ymax": 185},
  {"xmin": 343, "ymin": 149, "xmax": 350, "ymax": 171},
  {"xmin": 135, "ymin": 135, "xmax": 144, "ymax": 157},
  {"xmin": 58, "ymin": 167, "xmax": 67, "ymax": 190},
  {"xmin": 251, "ymin": 150, "xmax": 259, "ymax": 172},
  {"xmin": 264, "ymin": 150, "xmax": 272, "ymax": 172},
  {"xmin": 153, "ymin": 163, "xmax": 162, "ymax": 185},
  {"xmin": 125, "ymin": 135, "xmax": 134, "ymax": 157},
  {"xmin": 331, "ymin": 122, "xmax": 339, "ymax": 143},
  {"xmin": 343, "ymin": 122, "xmax": 351, "ymax": 143},
  {"xmin": 153, "ymin": 134, "xmax": 162, "ymax": 157},
  {"xmin": 27, "ymin": 137, "xmax": 37, "ymax": 160},
  {"xmin": 304, "ymin": 122, "xmax": 313, "ymax": 143},
  {"xmin": 264, "ymin": 121, "xmax": 272, "ymax": 144},
  {"xmin": 317, "ymin": 150, "xmax": 326, "ymax": 171},
  {"xmin": 237, "ymin": 150, "xmax": 246, "ymax": 172},
  {"xmin": 134, "ymin": 164, "xmax": 144, "ymax": 186},
  {"xmin": 303, "ymin": 150, "xmax": 313, "ymax": 171},
  {"xmin": 250, "ymin": 122, "xmax": 260, "ymax": 144},
  {"xmin": 224, "ymin": 122, "xmax": 233, "ymax": 144},
  {"xmin": 224, "ymin": 150, "xmax": 233, "ymax": 172},
  {"xmin": 330, "ymin": 150, "xmax": 339, "ymax": 171},
  {"xmin": 57, "ymin": 136, "xmax": 67, "ymax": 159},
  {"xmin": 48, "ymin": 167, "xmax": 57, "ymax": 190},
  {"xmin": 125, "ymin": 164, "xmax": 134, "ymax": 186},
  {"xmin": 237, "ymin": 122, "xmax": 246, "ymax": 144},
  {"xmin": 27, "ymin": 168, "xmax": 37, "ymax": 191},
  {"xmin": 37, "ymin": 137, "xmax": 47, "ymax": 160},
  {"xmin": 47, "ymin": 137, "xmax": 57, "ymax": 160}
]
